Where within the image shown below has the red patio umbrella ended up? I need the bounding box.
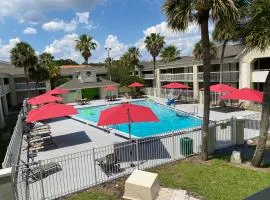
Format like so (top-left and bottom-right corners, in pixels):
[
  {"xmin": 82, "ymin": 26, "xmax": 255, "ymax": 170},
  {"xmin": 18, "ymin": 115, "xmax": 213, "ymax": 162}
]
[
  {"xmin": 104, "ymin": 85, "xmax": 117, "ymax": 91},
  {"xmin": 98, "ymin": 102, "xmax": 159, "ymax": 139},
  {"xmin": 26, "ymin": 103, "xmax": 78, "ymax": 123},
  {"xmin": 162, "ymin": 82, "xmax": 190, "ymax": 89},
  {"xmin": 210, "ymin": 84, "xmax": 237, "ymax": 93},
  {"xmin": 219, "ymin": 88, "xmax": 263, "ymax": 103},
  {"xmin": 27, "ymin": 94, "xmax": 63, "ymax": 105},
  {"xmin": 47, "ymin": 88, "xmax": 69, "ymax": 95},
  {"xmin": 128, "ymin": 82, "xmax": 144, "ymax": 88}
]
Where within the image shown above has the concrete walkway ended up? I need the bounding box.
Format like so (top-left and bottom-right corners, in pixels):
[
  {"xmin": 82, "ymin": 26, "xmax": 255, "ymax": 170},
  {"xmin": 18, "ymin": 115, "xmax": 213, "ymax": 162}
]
[{"xmin": 157, "ymin": 188, "xmax": 199, "ymax": 200}]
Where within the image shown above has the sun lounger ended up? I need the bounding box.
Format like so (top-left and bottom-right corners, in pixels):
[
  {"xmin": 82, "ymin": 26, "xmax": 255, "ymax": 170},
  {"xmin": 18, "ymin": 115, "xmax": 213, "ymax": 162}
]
[
  {"xmin": 22, "ymin": 161, "xmax": 62, "ymax": 183},
  {"xmin": 33, "ymin": 122, "xmax": 51, "ymax": 129},
  {"xmin": 96, "ymin": 153, "xmax": 121, "ymax": 176},
  {"xmin": 28, "ymin": 134, "xmax": 54, "ymax": 144},
  {"xmin": 30, "ymin": 128, "xmax": 51, "ymax": 136},
  {"xmin": 23, "ymin": 139, "xmax": 44, "ymax": 151}
]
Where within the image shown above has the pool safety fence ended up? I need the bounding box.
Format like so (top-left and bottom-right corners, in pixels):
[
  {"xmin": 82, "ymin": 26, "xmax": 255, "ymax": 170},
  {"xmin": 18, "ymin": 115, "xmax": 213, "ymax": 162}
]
[
  {"xmin": 145, "ymin": 87, "xmax": 196, "ymax": 103},
  {"xmin": 2, "ymin": 109, "xmax": 24, "ymax": 168},
  {"xmin": 9, "ymin": 116, "xmax": 264, "ymax": 200}
]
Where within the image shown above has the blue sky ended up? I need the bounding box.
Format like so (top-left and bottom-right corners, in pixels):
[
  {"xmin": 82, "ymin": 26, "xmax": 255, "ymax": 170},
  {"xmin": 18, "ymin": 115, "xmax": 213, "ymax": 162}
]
[{"xmin": 0, "ymin": 0, "xmax": 210, "ymax": 63}]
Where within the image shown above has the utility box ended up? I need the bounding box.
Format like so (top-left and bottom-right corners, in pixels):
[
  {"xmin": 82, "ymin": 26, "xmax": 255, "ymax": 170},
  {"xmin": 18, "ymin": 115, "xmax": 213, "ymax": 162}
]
[
  {"xmin": 123, "ymin": 170, "xmax": 160, "ymax": 200},
  {"xmin": 180, "ymin": 137, "xmax": 193, "ymax": 156}
]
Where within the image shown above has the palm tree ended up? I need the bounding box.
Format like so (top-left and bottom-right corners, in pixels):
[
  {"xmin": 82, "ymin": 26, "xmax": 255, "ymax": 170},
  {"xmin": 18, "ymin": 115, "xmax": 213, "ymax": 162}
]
[
  {"xmin": 39, "ymin": 53, "xmax": 60, "ymax": 78},
  {"xmin": 160, "ymin": 45, "xmax": 180, "ymax": 63},
  {"xmin": 127, "ymin": 47, "xmax": 141, "ymax": 74},
  {"xmin": 213, "ymin": 22, "xmax": 238, "ymax": 83},
  {"xmin": 120, "ymin": 47, "xmax": 141, "ymax": 75},
  {"xmin": 29, "ymin": 53, "xmax": 60, "ymax": 91},
  {"xmin": 193, "ymin": 40, "xmax": 217, "ymax": 59},
  {"xmin": 242, "ymin": 0, "xmax": 270, "ymax": 167},
  {"xmin": 75, "ymin": 34, "xmax": 97, "ymax": 64},
  {"xmin": 10, "ymin": 42, "xmax": 38, "ymax": 97},
  {"xmin": 163, "ymin": 0, "xmax": 239, "ymax": 161},
  {"xmin": 212, "ymin": 1, "xmax": 248, "ymax": 83},
  {"xmin": 28, "ymin": 65, "xmax": 50, "ymax": 92},
  {"xmin": 144, "ymin": 33, "xmax": 165, "ymax": 88}
]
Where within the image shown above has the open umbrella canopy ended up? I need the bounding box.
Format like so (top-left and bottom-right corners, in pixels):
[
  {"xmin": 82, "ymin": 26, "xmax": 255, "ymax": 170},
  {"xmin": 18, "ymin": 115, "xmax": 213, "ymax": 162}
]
[
  {"xmin": 27, "ymin": 94, "xmax": 63, "ymax": 105},
  {"xmin": 104, "ymin": 85, "xmax": 117, "ymax": 91},
  {"xmin": 26, "ymin": 103, "xmax": 78, "ymax": 123},
  {"xmin": 219, "ymin": 88, "xmax": 263, "ymax": 103},
  {"xmin": 128, "ymin": 82, "xmax": 144, "ymax": 88},
  {"xmin": 162, "ymin": 82, "xmax": 190, "ymax": 89},
  {"xmin": 47, "ymin": 88, "xmax": 69, "ymax": 95},
  {"xmin": 97, "ymin": 103, "xmax": 159, "ymax": 126},
  {"xmin": 210, "ymin": 84, "xmax": 237, "ymax": 93}
]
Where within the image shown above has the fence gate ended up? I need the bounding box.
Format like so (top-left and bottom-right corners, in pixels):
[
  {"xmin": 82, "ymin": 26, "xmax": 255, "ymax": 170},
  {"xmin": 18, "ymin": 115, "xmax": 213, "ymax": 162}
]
[{"xmin": 214, "ymin": 119, "xmax": 236, "ymax": 150}]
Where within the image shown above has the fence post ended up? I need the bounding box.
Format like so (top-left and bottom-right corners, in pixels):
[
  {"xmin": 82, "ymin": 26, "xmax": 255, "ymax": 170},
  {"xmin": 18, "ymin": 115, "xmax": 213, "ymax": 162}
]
[
  {"xmin": 136, "ymin": 139, "xmax": 139, "ymax": 169},
  {"xmin": 38, "ymin": 160, "xmax": 45, "ymax": 200},
  {"xmin": 208, "ymin": 125, "xmax": 216, "ymax": 154},
  {"xmin": 235, "ymin": 117, "xmax": 245, "ymax": 145},
  {"xmin": 92, "ymin": 148, "xmax": 97, "ymax": 184},
  {"xmin": 172, "ymin": 132, "xmax": 176, "ymax": 160}
]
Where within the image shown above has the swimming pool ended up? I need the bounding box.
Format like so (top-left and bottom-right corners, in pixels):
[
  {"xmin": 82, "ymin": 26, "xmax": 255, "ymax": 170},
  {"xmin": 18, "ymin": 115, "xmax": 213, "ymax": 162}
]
[{"xmin": 76, "ymin": 100, "xmax": 202, "ymax": 138}]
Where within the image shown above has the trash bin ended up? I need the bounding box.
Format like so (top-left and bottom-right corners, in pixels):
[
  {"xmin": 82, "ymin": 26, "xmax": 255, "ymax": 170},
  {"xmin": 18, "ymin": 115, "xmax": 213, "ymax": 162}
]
[{"xmin": 180, "ymin": 137, "xmax": 193, "ymax": 156}]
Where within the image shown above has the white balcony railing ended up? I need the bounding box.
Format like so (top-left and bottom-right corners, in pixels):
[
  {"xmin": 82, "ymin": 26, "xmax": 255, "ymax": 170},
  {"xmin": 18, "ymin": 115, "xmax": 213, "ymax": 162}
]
[
  {"xmin": 143, "ymin": 74, "xmax": 154, "ymax": 79},
  {"xmin": 198, "ymin": 71, "xmax": 239, "ymax": 82},
  {"xmin": 0, "ymin": 84, "xmax": 10, "ymax": 96},
  {"xmin": 15, "ymin": 82, "xmax": 46, "ymax": 91},
  {"xmin": 160, "ymin": 73, "xmax": 194, "ymax": 82}
]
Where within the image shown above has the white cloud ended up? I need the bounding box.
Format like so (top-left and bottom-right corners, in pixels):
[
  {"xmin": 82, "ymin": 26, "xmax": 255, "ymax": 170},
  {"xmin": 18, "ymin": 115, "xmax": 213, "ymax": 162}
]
[
  {"xmin": 42, "ymin": 19, "xmax": 77, "ymax": 32},
  {"xmin": 135, "ymin": 21, "xmax": 214, "ymax": 60},
  {"xmin": 103, "ymin": 35, "xmax": 128, "ymax": 60},
  {"xmin": 0, "ymin": 38, "xmax": 20, "ymax": 61},
  {"xmin": 42, "ymin": 12, "xmax": 95, "ymax": 32},
  {"xmin": 23, "ymin": 27, "xmax": 37, "ymax": 34},
  {"xmin": 0, "ymin": 0, "xmax": 105, "ymax": 23},
  {"xmin": 44, "ymin": 33, "xmax": 100, "ymax": 63},
  {"xmin": 76, "ymin": 12, "xmax": 89, "ymax": 24}
]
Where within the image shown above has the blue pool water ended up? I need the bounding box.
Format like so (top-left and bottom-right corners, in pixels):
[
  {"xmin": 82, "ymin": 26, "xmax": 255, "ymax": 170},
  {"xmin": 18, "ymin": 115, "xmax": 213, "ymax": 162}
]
[{"xmin": 76, "ymin": 101, "xmax": 202, "ymax": 138}]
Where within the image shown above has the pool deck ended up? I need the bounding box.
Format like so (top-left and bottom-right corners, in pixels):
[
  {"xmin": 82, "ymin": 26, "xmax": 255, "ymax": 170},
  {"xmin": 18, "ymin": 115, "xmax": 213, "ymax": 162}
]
[
  {"xmin": 20, "ymin": 96, "xmax": 261, "ymax": 164},
  {"xmin": 17, "ymin": 97, "xmax": 261, "ymax": 199}
]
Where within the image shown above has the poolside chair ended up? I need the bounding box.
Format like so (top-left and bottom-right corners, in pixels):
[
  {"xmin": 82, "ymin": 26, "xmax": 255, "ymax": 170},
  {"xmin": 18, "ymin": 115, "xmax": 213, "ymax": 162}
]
[
  {"xmin": 27, "ymin": 133, "xmax": 55, "ymax": 145},
  {"xmin": 30, "ymin": 128, "xmax": 51, "ymax": 136},
  {"xmin": 21, "ymin": 161, "xmax": 62, "ymax": 183},
  {"xmin": 23, "ymin": 139, "xmax": 44, "ymax": 151},
  {"xmin": 96, "ymin": 152, "xmax": 121, "ymax": 176}
]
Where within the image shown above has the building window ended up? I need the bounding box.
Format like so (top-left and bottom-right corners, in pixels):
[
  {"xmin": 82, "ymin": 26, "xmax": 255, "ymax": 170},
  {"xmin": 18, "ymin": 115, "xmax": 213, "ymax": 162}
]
[
  {"xmin": 253, "ymin": 82, "xmax": 264, "ymax": 91},
  {"xmin": 253, "ymin": 58, "xmax": 270, "ymax": 71}
]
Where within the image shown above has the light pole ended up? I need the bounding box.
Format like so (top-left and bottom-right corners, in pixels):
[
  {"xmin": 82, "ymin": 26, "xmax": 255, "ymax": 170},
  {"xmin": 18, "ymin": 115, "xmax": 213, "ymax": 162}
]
[{"xmin": 105, "ymin": 47, "xmax": 112, "ymax": 82}]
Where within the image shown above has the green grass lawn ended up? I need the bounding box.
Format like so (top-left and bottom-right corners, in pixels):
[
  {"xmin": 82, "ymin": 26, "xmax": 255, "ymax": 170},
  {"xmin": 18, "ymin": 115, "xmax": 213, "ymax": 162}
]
[
  {"xmin": 154, "ymin": 158, "xmax": 270, "ymax": 200},
  {"xmin": 66, "ymin": 192, "xmax": 117, "ymax": 200},
  {"xmin": 66, "ymin": 158, "xmax": 270, "ymax": 200}
]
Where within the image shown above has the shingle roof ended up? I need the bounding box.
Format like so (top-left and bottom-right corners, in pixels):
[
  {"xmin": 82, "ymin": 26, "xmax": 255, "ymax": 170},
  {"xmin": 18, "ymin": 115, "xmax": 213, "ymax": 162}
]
[
  {"xmin": 158, "ymin": 44, "xmax": 244, "ymax": 68},
  {"xmin": 58, "ymin": 77, "xmax": 119, "ymax": 90},
  {"xmin": 139, "ymin": 61, "xmax": 162, "ymax": 71},
  {"xmin": 60, "ymin": 66, "xmax": 107, "ymax": 75},
  {"xmin": 215, "ymin": 44, "xmax": 244, "ymax": 58},
  {"xmin": 0, "ymin": 66, "xmax": 24, "ymax": 76}
]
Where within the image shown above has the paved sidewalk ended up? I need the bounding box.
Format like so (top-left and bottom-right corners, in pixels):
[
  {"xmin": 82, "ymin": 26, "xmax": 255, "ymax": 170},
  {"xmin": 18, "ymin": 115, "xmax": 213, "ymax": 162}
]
[{"xmin": 157, "ymin": 188, "xmax": 199, "ymax": 200}]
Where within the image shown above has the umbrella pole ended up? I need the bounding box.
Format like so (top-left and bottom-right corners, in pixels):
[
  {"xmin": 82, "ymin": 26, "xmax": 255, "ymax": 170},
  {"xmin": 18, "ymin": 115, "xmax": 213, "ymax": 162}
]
[{"xmin": 127, "ymin": 108, "xmax": 135, "ymax": 167}]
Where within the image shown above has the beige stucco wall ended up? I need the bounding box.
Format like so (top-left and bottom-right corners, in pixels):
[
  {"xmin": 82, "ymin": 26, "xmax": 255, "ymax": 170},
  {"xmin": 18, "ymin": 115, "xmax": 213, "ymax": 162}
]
[
  {"xmin": 239, "ymin": 47, "xmax": 270, "ymax": 88},
  {"xmin": 62, "ymin": 90, "xmax": 82, "ymax": 103}
]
